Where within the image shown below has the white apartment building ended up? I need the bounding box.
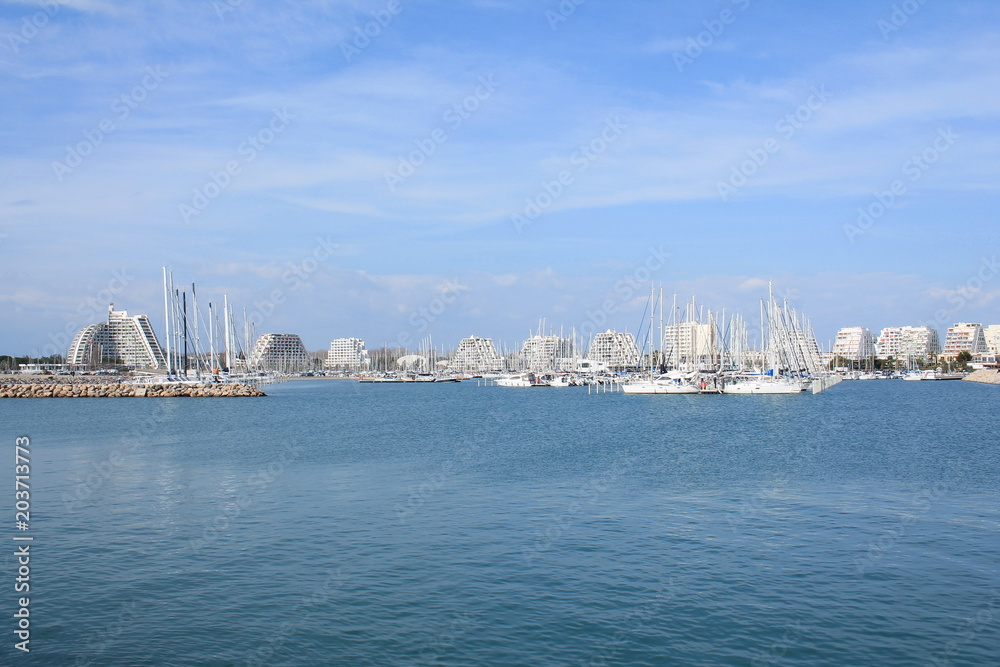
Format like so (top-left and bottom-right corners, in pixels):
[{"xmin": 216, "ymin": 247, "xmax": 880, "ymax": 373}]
[
  {"xmin": 941, "ymin": 322, "xmax": 987, "ymax": 358},
  {"xmin": 325, "ymin": 337, "xmax": 370, "ymax": 371},
  {"xmin": 448, "ymin": 336, "xmax": 504, "ymax": 373},
  {"xmin": 588, "ymin": 330, "xmax": 640, "ymax": 371},
  {"xmin": 832, "ymin": 327, "xmax": 875, "ymax": 362},
  {"xmin": 876, "ymin": 326, "xmax": 941, "ymax": 361},
  {"xmin": 249, "ymin": 333, "xmax": 310, "ymax": 372},
  {"xmin": 520, "ymin": 335, "xmax": 575, "ymax": 372},
  {"xmin": 983, "ymin": 325, "xmax": 1000, "ymax": 354},
  {"xmin": 661, "ymin": 321, "xmax": 716, "ymax": 369},
  {"xmin": 67, "ymin": 304, "xmax": 166, "ymax": 369}
]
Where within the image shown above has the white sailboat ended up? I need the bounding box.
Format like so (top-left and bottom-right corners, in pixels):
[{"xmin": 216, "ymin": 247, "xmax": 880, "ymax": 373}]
[
  {"xmin": 722, "ymin": 284, "xmax": 809, "ymax": 395},
  {"xmin": 622, "ymin": 288, "xmax": 701, "ymax": 395}
]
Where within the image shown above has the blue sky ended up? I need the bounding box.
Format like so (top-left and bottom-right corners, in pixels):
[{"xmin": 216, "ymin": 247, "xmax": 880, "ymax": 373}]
[{"xmin": 1, "ymin": 0, "xmax": 998, "ymax": 356}]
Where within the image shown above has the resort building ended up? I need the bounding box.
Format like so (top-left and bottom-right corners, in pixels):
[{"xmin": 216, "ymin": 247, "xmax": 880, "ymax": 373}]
[
  {"xmin": 767, "ymin": 328, "xmax": 824, "ymax": 374},
  {"xmin": 248, "ymin": 333, "xmax": 310, "ymax": 372},
  {"xmin": 448, "ymin": 336, "xmax": 505, "ymax": 374},
  {"xmin": 983, "ymin": 325, "xmax": 1000, "ymax": 354},
  {"xmin": 661, "ymin": 321, "xmax": 716, "ymax": 369},
  {"xmin": 832, "ymin": 327, "xmax": 875, "ymax": 362},
  {"xmin": 941, "ymin": 322, "xmax": 987, "ymax": 358},
  {"xmin": 588, "ymin": 330, "xmax": 639, "ymax": 371},
  {"xmin": 325, "ymin": 337, "xmax": 370, "ymax": 371},
  {"xmin": 876, "ymin": 326, "xmax": 941, "ymax": 361},
  {"xmin": 67, "ymin": 304, "xmax": 166, "ymax": 369},
  {"xmin": 520, "ymin": 334, "xmax": 575, "ymax": 372}
]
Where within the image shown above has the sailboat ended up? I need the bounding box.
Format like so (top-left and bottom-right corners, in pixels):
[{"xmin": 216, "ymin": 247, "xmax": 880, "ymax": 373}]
[
  {"xmin": 622, "ymin": 288, "xmax": 700, "ymax": 395},
  {"xmin": 722, "ymin": 284, "xmax": 808, "ymax": 394}
]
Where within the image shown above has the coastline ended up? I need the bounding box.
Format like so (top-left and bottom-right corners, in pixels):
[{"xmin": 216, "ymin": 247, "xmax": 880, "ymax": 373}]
[
  {"xmin": 0, "ymin": 381, "xmax": 266, "ymax": 398},
  {"xmin": 962, "ymin": 369, "xmax": 1000, "ymax": 385}
]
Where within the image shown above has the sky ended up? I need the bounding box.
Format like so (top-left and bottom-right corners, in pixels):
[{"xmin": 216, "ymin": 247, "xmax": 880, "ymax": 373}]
[{"xmin": 1, "ymin": 0, "xmax": 999, "ymax": 356}]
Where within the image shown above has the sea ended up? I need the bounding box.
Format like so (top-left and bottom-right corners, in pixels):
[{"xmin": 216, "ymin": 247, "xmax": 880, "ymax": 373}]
[{"xmin": 2, "ymin": 378, "xmax": 998, "ymax": 665}]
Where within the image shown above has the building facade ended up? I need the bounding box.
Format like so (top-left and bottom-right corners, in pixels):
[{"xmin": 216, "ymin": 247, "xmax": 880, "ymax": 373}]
[
  {"xmin": 661, "ymin": 321, "xmax": 716, "ymax": 369},
  {"xmin": 67, "ymin": 304, "xmax": 166, "ymax": 369},
  {"xmin": 941, "ymin": 322, "xmax": 986, "ymax": 358},
  {"xmin": 983, "ymin": 325, "xmax": 1000, "ymax": 354},
  {"xmin": 448, "ymin": 336, "xmax": 504, "ymax": 373},
  {"xmin": 876, "ymin": 326, "xmax": 941, "ymax": 361},
  {"xmin": 325, "ymin": 338, "xmax": 370, "ymax": 371},
  {"xmin": 248, "ymin": 333, "xmax": 310, "ymax": 372},
  {"xmin": 832, "ymin": 327, "xmax": 875, "ymax": 362},
  {"xmin": 588, "ymin": 330, "xmax": 639, "ymax": 371},
  {"xmin": 520, "ymin": 335, "xmax": 575, "ymax": 372}
]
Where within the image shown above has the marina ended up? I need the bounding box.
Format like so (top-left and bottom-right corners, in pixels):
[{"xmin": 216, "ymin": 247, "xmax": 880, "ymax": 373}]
[{"xmin": 5, "ymin": 376, "xmax": 998, "ymax": 664}]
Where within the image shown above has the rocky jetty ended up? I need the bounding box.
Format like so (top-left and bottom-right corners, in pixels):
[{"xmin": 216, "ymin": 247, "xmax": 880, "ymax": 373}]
[
  {"xmin": 962, "ymin": 369, "xmax": 1000, "ymax": 386},
  {"xmin": 0, "ymin": 382, "xmax": 266, "ymax": 398}
]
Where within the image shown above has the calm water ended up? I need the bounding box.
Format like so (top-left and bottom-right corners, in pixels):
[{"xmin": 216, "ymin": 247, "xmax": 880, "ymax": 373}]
[{"xmin": 2, "ymin": 379, "xmax": 999, "ymax": 665}]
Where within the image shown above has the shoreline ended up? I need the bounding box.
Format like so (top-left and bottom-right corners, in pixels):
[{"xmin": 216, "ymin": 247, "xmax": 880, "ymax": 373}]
[
  {"xmin": 0, "ymin": 382, "xmax": 266, "ymax": 398},
  {"xmin": 962, "ymin": 369, "xmax": 1000, "ymax": 385}
]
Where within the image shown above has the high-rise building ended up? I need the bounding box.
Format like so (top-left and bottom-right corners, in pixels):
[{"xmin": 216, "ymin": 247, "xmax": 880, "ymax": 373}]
[
  {"xmin": 248, "ymin": 333, "xmax": 310, "ymax": 372},
  {"xmin": 983, "ymin": 325, "xmax": 1000, "ymax": 354},
  {"xmin": 941, "ymin": 323, "xmax": 986, "ymax": 358},
  {"xmin": 661, "ymin": 321, "xmax": 716, "ymax": 369},
  {"xmin": 772, "ymin": 328, "xmax": 824, "ymax": 374},
  {"xmin": 588, "ymin": 330, "xmax": 639, "ymax": 371},
  {"xmin": 520, "ymin": 335, "xmax": 575, "ymax": 372},
  {"xmin": 876, "ymin": 326, "xmax": 940, "ymax": 360},
  {"xmin": 67, "ymin": 304, "xmax": 166, "ymax": 369},
  {"xmin": 448, "ymin": 336, "xmax": 504, "ymax": 373},
  {"xmin": 325, "ymin": 338, "xmax": 370, "ymax": 371},
  {"xmin": 832, "ymin": 327, "xmax": 875, "ymax": 362}
]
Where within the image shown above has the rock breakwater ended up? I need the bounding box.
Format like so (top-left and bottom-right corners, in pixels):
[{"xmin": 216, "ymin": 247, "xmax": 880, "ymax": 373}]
[
  {"xmin": 962, "ymin": 369, "xmax": 1000, "ymax": 386},
  {"xmin": 0, "ymin": 382, "xmax": 266, "ymax": 398}
]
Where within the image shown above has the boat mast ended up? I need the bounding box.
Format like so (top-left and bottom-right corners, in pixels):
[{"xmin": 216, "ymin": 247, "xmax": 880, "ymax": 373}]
[
  {"xmin": 182, "ymin": 291, "xmax": 189, "ymax": 376},
  {"xmin": 192, "ymin": 284, "xmax": 201, "ymax": 380},
  {"xmin": 208, "ymin": 302, "xmax": 216, "ymax": 374},
  {"xmin": 163, "ymin": 267, "xmax": 172, "ymax": 375},
  {"xmin": 223, "ymin": 294, "xmax": 230, "ymax": 371}
]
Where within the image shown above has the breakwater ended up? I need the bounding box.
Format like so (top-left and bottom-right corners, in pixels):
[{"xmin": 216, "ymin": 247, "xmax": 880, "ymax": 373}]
[
  {"xmin": 0, "ymin": 382, "xmax": 266, "ymax": 398},
  {"xmin": 962, "ymin": 368, "xmax": 1000, "ymax": 385}
]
